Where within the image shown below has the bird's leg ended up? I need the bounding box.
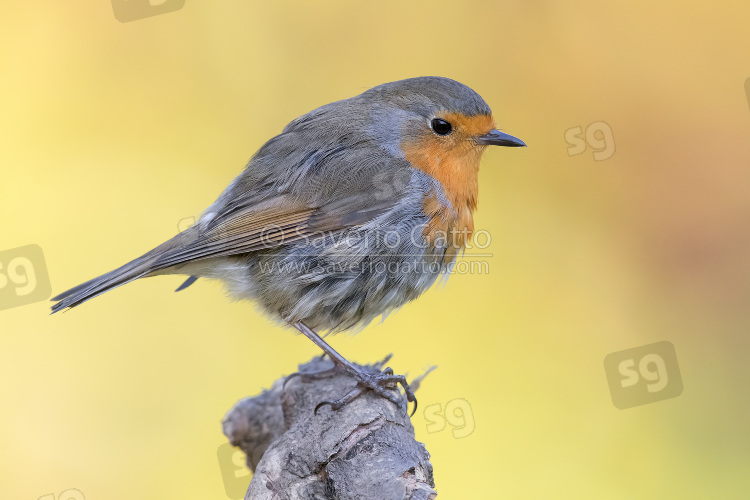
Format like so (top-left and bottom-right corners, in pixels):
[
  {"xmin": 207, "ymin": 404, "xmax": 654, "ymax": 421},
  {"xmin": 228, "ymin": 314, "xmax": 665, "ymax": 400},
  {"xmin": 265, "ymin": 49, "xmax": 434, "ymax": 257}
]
[{"xmin": 290, "ymin": 321, "xmax": 416, "ymax": 415}]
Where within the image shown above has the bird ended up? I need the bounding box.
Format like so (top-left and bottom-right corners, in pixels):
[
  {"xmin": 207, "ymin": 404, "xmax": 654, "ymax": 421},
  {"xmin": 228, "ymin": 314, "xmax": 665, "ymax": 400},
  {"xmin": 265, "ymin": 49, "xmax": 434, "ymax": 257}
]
[{"xmin": 51, "ymin": 76, "xmax": 525, "ymax": 413}]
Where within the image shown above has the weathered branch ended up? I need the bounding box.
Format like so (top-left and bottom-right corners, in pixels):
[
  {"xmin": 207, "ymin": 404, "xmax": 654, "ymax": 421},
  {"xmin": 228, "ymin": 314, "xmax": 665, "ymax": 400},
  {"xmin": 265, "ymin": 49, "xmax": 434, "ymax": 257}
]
[{"xmin": 222, "ymin": 356, "xmax": 437, "ymax": 500}]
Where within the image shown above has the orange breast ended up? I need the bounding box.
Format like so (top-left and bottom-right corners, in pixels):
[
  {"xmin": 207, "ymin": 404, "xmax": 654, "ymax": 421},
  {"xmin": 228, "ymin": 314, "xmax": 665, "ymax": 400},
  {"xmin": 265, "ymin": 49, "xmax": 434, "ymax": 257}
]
[{"xmin": 400, "ymin": 112, "xmax": 494, "ymax": 256}]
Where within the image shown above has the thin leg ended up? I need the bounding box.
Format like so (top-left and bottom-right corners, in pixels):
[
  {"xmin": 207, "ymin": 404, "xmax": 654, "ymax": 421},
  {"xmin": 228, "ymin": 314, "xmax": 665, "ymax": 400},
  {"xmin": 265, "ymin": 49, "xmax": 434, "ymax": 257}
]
[{"xmin": 291, "ymin": 321, "xmax": 417, "ymax": 415}]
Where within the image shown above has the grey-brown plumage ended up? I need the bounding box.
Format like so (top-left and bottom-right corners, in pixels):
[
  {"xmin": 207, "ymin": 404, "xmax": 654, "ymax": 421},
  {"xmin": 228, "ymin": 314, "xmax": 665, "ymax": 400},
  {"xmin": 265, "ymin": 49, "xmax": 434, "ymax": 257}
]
[
  {"xmin": 54, "ymin": 77, "xmax": 513, "ymax": 324},
  {"xmin": 51, "ymin": 76, "xmax": 525, "ymax": 411}
]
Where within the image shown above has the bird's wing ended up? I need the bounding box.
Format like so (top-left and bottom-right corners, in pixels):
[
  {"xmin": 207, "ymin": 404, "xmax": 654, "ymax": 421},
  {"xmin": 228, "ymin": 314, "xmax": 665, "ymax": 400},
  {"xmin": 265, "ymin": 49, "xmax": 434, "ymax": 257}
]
[
  {"xmin": 148, "ymin": 194, "xmax": 398, "ymax": 271},
  {"xmin": 148, "ymin": 138, "xmax": 414, "ymax": 272}
]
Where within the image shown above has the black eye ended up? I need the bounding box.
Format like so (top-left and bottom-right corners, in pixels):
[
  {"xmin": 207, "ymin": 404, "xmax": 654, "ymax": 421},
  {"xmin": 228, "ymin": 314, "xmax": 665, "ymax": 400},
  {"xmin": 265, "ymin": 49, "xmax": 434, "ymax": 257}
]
[{"xmin": 430, "ymin": 118, "xmax": 452, "ymax": 136}]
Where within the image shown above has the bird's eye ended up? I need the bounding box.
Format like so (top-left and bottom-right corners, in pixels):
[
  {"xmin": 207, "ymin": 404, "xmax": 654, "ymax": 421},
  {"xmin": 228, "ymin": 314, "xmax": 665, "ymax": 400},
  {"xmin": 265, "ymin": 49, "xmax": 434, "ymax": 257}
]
[{"xmin": 430, "ymin": 118, "xmax": 453, "ymax": 136}]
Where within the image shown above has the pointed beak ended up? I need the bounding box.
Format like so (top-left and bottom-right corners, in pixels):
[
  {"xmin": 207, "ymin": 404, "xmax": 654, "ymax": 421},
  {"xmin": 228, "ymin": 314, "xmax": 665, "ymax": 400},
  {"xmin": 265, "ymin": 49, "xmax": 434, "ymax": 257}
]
[{"xmin": 475, "ymin": 129, "xmax": 526, "ymax": 147}]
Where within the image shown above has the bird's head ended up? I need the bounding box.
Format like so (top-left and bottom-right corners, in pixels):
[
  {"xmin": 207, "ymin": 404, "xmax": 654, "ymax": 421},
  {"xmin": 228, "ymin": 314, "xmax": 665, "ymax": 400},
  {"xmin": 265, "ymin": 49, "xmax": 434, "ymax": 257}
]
[{"xmin": 362, "ymin": 76, "xmax": 525, "ymax": 211}]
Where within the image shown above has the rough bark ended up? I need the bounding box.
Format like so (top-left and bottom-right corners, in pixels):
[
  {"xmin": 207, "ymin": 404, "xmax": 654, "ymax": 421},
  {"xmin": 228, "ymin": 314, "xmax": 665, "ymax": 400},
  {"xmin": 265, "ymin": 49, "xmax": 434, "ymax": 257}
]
[{"xmin": 222, "ymin": 356, "xmax": 437, "ymax": 500}]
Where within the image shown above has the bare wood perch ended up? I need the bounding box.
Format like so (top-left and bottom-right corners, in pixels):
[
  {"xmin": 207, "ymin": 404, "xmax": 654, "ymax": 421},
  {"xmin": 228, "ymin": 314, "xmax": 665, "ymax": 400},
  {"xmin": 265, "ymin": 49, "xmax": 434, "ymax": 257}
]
[{"xmin": 222, "ymin": 356, "xmax": 437, "ymax": 500}]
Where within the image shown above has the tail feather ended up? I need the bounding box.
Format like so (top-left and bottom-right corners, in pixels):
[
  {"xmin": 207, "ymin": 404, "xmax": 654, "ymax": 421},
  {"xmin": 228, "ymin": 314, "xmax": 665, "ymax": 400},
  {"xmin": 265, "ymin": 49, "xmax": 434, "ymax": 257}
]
[{"xmin": 50, "ymin": 238, "xmax": 179, "ymax": 314}]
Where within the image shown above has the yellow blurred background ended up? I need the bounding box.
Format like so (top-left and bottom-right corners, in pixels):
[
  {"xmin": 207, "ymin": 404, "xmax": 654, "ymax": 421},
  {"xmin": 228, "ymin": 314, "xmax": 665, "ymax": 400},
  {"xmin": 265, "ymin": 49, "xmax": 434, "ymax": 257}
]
[{"xmin": 2, "ymin": 1, "xmax": 750, "ymax": 498}]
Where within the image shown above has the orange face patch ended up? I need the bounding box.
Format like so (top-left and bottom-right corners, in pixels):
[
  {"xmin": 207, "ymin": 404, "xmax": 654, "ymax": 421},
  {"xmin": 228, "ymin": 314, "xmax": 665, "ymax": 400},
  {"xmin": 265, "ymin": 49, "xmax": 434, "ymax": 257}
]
[{"xmin": 400, "ymin": 112, "xmax": 495, "ymax": 252}]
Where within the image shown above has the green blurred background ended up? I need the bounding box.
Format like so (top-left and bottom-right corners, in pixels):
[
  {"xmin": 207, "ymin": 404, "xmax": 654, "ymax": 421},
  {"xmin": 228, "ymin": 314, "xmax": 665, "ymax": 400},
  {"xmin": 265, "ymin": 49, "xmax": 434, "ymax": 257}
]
[{"xmin": 2, "ymin": 1, "xmax": 750, "ymax": 498}]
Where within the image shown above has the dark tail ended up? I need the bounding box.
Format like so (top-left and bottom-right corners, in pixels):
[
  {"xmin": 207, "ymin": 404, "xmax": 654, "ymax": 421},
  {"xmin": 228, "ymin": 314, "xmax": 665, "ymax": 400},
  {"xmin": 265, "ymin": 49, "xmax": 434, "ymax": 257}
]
[{"xmin": 50, "ymin": 238, "xmax": 181, "ymax": 314}]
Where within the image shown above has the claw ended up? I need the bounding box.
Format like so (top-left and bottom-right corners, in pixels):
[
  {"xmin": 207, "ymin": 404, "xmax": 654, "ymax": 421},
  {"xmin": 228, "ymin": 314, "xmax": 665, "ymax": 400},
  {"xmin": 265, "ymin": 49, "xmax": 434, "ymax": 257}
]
[
  {"xmin": 282, "ymin": 371, "xmax": 301, "ymax": 390},
  {"xmin": 311, "ymin": 366, "xmax": 417, "ymax": 416},
  {"xmin": 314, "ymin": 400, "xmax": 332, "ymax": 415},
  {"xmin": 283, "ymin": 359, "xmax": 339, "ymax": 390}
]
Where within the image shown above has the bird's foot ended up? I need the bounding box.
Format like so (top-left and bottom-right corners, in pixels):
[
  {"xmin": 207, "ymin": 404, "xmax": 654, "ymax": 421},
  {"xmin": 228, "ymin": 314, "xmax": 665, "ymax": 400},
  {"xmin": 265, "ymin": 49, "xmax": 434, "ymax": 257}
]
[
  {"xmin": 288, "ymin": 322, "xmax": 416, "ymax": 416},
  {"xmin": 284, "ymin": 352, "xmax": 393, "ymax": 389},
  {"xmin": 314, "ymin": 360, "xmax": 417, "ymax": 416}
]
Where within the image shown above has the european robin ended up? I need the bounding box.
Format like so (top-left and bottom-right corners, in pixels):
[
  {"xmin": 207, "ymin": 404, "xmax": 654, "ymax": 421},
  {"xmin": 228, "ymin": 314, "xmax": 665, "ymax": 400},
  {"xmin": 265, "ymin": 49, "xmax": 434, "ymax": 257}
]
[{"xmin": 51, "ymin": 76, "xmax": 525, "ymax": 413}]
